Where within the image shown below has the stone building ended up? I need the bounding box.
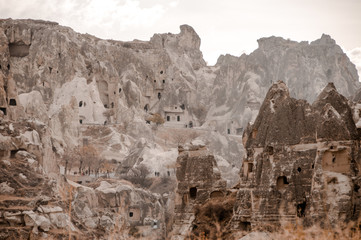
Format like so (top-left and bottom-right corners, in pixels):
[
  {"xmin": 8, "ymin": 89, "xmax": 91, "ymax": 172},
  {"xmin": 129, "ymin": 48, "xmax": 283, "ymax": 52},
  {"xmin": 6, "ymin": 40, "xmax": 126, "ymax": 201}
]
[{"xmin": 164, "ymin": 105, "xmax": 193, "ymax": 128}]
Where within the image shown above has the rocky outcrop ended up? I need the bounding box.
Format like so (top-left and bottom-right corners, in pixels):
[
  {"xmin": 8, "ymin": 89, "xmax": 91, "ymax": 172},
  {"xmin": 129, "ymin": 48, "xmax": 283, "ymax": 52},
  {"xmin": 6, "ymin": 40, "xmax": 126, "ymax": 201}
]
[
  {"xmin": 1, "ymin": 19, "xmax": 359, "ymax": 172},
  {"xmin": 0, "ymin": 119, "xmax": 75, "ymax": 239},
  {"xmin": 234, "ymin": 81, "xmax": 361, "ymax": 232},
  {"xmin": 205, "ymin": 34, "xmax": 360, "ymax": 137},
  {"xmin": 70, "ymin": 179, "xmax": 166, "ymax": 239},
  {"xmin": 1, "ymin": 18, "xmax": 361, "ymax": 239},
  {"xmin": 171, "ymin": 141, "xmax": 227, "ymax": 239}
]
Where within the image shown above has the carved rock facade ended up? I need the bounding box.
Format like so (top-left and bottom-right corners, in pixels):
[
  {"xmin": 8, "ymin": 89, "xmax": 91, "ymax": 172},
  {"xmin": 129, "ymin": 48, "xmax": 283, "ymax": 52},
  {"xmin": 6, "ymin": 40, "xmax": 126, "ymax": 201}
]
[{"xmin": 235, "ymin": 81, "xmax": 361, "ymax": 230}]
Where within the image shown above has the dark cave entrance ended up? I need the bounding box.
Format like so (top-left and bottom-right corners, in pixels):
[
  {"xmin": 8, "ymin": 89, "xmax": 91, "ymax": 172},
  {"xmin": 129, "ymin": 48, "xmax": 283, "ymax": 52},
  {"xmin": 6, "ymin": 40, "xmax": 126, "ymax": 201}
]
[
  {"xmin": 239, "ymin": 221, "xmax": 251, "ymax": 231},
  {"xmin": 276, "ymin": 176, "xmax": 289, "ymax": 190},
  {"xmin": 189, "ymin": 187, "xmax": 197, "ymax": 200},
  {"xmin": 9, "ymin": 99, "xmax": 17, "ymax": 106},
  {"xmin": 0, "ymin": 108, "xmax": 6, "ymax": 115},
  {"xmin": 297, "ymin": 201, "xmax": 307, "ymax": 217}
]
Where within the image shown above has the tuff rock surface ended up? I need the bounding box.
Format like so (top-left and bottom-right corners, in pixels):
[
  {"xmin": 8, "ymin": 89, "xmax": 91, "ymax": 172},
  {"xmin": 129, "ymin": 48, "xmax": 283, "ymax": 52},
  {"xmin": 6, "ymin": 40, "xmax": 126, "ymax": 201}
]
[
  {"xmin": 176, "ymin": 81, "xmax": 361, "ymax": 239},
  {"xmin": 235, "ymin": 81, "xmax": 361, "ymax": 231},
  {"xmin": 0, "ymin": 17, "xmax": 361, "ymax": 239}
]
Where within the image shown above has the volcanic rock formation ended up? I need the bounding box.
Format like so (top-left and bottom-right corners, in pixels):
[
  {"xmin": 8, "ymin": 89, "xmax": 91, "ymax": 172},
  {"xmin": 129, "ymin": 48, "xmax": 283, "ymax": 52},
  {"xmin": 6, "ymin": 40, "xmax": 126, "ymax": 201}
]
[
  {"xmin": 176, "ymin": 81, "xmax": 361, "ymax": 239},
  {"xmin": 237, "ymin": 81, "xmax": 361, "ymax": 229},
  {"xmin": 0, "ymin": 18, "xmax": 361, "ymax": 239}
]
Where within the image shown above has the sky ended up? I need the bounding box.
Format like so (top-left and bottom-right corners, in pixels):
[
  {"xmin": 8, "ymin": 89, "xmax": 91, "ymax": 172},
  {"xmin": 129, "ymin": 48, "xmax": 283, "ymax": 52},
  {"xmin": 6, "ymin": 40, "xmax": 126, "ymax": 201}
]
[{"xmin": 0, "ymin": 0, "xmax": 360, "ymax": 67}]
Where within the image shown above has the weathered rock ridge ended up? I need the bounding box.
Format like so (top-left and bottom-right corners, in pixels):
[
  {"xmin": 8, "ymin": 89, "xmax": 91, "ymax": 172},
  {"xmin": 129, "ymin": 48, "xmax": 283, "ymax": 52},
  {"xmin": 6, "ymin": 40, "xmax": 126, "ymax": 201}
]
[
  {"xmin": 174, "ymin": 81, "xmax": 361, "ymax": 239},
  {"xmin": 0, "ymin": 18, "xmax": 361, "ymax": 239},
  {"xmin": 237, "ymin": 81, "xmax": 361, "ymax": 229}
]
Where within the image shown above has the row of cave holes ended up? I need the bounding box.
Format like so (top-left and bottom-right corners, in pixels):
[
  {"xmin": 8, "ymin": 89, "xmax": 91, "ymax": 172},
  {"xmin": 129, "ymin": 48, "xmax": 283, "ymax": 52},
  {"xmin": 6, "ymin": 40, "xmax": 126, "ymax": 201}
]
[
  {"xmin": 79, "ymin": 99, "xmax": 119, "ymax": 109},
  {"xmin": 0, "ymin": 99, "xmax": 17, "ymax": 115},
  {"xmin": 48, "ymin": 67, "xmax": 59, "ymax": 74},
  {"xmin": 151, "ymin": 70, "xmax": 175, "ymax": 84},
  {"xmin": 154, "ymin": 79, "xmax": 166, "ymax": 84}
]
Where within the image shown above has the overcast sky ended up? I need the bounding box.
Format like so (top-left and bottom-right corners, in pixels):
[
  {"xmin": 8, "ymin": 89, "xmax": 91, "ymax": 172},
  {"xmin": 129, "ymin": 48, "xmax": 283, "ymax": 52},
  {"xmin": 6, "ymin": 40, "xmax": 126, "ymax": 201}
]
[{"xmin": 0, "ymin": 0, "xmax": 360, "ymax": 66}]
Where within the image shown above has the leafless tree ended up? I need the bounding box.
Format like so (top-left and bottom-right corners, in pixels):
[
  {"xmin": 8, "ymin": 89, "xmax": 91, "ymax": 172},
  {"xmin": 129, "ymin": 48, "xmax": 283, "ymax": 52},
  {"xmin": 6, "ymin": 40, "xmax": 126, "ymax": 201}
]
[
  {"xmin": 123, "ymin": 164, "xmax": 152, "ymax": 188},
  {"xmin": 62, "ymin": 147, "xmax": 80, "ymax": 175}
]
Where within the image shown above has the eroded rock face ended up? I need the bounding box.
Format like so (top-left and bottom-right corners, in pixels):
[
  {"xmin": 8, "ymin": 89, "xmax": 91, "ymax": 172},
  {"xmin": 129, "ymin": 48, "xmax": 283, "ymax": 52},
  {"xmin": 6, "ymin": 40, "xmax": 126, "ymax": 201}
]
[
  {"xmin": 235, "ymin": 81, "xmax": 361, "ymax": 231},
  {"xmin": 205, "ymin": 34, "xmax": 360, "ymax": 137},
  {"xmin": 70, "ymin": 179, "xmax": 166, "ymax": 239},
  {"xmin": 1, "ymin": 18, "xmax": 361, "ymax": 239},
  {"xmin": 171, "ymin": 142, "xmax": 227, "ymax": 239}
]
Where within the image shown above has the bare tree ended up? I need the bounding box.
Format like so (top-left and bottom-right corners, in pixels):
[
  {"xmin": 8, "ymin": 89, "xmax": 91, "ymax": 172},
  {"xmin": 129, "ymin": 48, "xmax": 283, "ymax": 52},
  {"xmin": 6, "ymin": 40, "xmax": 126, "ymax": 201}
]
[
  {"xmin": 123, "ymin": 164, "xmax": 152, "ymax": 188},
  {"xmin": 79, "ymin": 145, "xmax": 99, "ymax": 175},
  {"xmin": 146, "ymin": 113, "xmax": 165, "ymax": 126},
  {"xmin": 62, "ymin": 147, "xmax": 80, "ymax": 175},
  {"xmin": 174, "ymin": 133, "xmax": 187, "ymax": 147}
]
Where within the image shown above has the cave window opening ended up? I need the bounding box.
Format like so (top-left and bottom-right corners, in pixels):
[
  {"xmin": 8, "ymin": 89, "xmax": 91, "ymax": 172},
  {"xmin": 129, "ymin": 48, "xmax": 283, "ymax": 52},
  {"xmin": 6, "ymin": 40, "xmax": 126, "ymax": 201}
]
[
  {"xmin": 297, "ymin": 201, "xmax": 307, "ymax": 217},
  {"xmin": 10, "ymin": 150, "xmax": 19, "ymax": 158},
  {"xmin": 114, "ymin": 91, "xmax": 116, "ymax": 95},
  {"xmin": 129, "ymin": 212, "xmax": 133, "ymax": 217},
  {"xmin": 189, "ymin": 187, "xmax": 197, "ymax": 199},
  {"xmin": 330, "ymin": 146, "xmax": 334, "ymax": 149},
  {"xmin": 297, "ymin": 167, "xmax": 302, "ymax": 173},
  {"xmin": 7, "ymin": 64, "xmax": 10, "ymax": 70},
  {"xmin": 9, "ymin": 99, "xmax": 16, "ymax": 106},
  {"xmin": 160, "ymin": 70, "xmax": 163, "ymax": 74},
  {"xmin": 239, "ymin": 221, "xmax": 251, "ymax": 231},
  {"xmin": 111, "ymin": 102, "xmax": 114, "ymax": 108},
  {"xmin": 248, "ymin": 163, "xmax": 253, "ymax": 173},
  {"xmin": 158, "ymin": 92, "xmax": 161, "ymax": 100},
  {"xmin": 0, "ymin": 108, "xmax": 7, "ymax": 115},
  {"xmin": 312, "ymin": 164, "xmax": 314, "ymax": 169},
  {"xmin": 162, "ymin": 79, "xmax": 165, "ymax": 84},
  {"xmin": 177, "ymin": 116, "xmax": 180, "ymax": 122},
  {"xmin": 79, "ymin": 101, "xmax": 83, "ymax": 107},
  {"xmin": 166, "ymin": 116, "xmax": 170, "ymax": 121},
  {"xmin": 119, "ymin": 88, "xmax": 122, "ymax": 93},
  {"xmin": 332, "ymin": 154, "xmax": 336, "ymax": 163},
  {"xmin": 353, "ymin": 204, "xmax": 357, "ymax": 216},
  {"xmin": 49, "ymin": 67, "xmax": 52, "ymax": 73},
  {"xmin": 104, "ymin": 104, "xmax": 108, "ymax": 108},
  {"xmin": 154, "ymin": 80, "xmax": 156, "ymax": 83},
  {"xmin": 354, "ymin": 184, "xmax": 360, "ymax": 193},
  {"xmin": 227, "ymin": 129, "xmax": 230, "ymax": 134},
  {"xmin": 144, "ymin": 104, "xmax": 149, "ymax": 112},
  {"xmin": 0, "ymin": 65, "xmax": 1, "ymax": 70},
  {"xmin": 277, "ymin": 176, "xmax": 289, "ymax": 190},
  {"xmin": 79, "ymin": 119, "xmax": 83, "ymax": 124},
  {"xmin": 43, "ymin": 82, "xmax": 45, "ymax": 87}
]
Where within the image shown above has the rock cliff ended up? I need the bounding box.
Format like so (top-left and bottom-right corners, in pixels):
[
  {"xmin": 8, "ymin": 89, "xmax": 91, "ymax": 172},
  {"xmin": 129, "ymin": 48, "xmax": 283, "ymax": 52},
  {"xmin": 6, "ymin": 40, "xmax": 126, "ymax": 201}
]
[
  {"xmin": 1, "ymin": 18, "xmax": 361, "ymax": 239},
  {"xmin": 174, "ymin": 82, "xmax": 361, "ymax": 239}
]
